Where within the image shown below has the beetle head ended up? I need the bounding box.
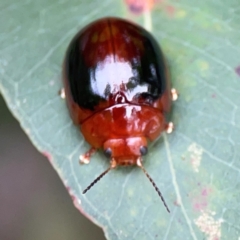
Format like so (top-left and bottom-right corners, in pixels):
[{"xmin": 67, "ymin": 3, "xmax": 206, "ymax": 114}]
[
  {"xmin": 103, "ymin": 137, "xmax": 148, "ymax": 165},
  {"xmin": 82, "ymin": 136, "xmax": 170, "ymax": 213}
]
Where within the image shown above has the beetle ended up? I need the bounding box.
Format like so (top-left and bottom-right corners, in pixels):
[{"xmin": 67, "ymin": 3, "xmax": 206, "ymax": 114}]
[{"xmin": 62, "ymin": 17, "xmax": 177, "ymax": 212}]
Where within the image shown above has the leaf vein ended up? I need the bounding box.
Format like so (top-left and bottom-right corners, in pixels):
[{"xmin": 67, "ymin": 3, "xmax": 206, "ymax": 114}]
[{"xmin": 164, "ymin": 133, "xmax": 198, "ymax": 240}]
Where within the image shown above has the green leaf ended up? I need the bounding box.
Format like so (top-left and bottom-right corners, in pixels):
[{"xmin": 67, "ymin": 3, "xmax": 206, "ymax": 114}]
[{"xmin": 1, "ymin": 0, "xmax": 240, "ymax": 239}]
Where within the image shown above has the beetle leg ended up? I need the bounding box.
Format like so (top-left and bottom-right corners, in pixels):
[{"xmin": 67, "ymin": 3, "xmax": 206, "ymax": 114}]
[
  {"xmin": 59, "ymin": 88, "xmax": 66, "ymax": 99},
  {"xmin": 79, "ymin": 147, "xmax": 96, "ymax": 164},
  {"xmin": 165, "ymin": 122, "xmax": 174, "ymax": 134},
  {"xmin": 171, "ymin": 88, "xmax": 178, "ymax": 101}
]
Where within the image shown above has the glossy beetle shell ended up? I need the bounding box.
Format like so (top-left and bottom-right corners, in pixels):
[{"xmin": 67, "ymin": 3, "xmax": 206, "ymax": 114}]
[{"xmin": 63, "ymin": 17, "xmax": 172, "ymax": 165}]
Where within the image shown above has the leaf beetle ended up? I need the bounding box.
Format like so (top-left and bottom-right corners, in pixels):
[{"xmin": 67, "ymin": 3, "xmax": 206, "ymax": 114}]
[{"xmin": 62, "ymin": 17, "xmax": 178, "ymax": 212}]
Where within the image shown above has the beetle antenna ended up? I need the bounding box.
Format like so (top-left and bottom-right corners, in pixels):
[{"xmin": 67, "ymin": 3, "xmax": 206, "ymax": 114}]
[
  {"xmin": 136, "ymin": 158, "xmax": 170, "ymax": 213},
  {"xmin": 82, "ymin": 159, "xmax": 117, "ymax": 194}
]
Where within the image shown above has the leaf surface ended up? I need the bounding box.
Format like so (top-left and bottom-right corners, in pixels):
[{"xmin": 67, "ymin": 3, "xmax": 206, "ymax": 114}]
[{"xmin": 1, "ymin": 0, "xmax": 240, "ymax": 239}]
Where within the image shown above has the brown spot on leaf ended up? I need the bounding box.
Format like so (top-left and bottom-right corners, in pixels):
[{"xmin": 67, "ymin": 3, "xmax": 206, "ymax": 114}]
[
  {"xmin": 124, "ymin": 0, "xmax": 155, "ymax": 14},
  {"xmin": 235, "ymin": 65, "xmax": 240, "ymax": 77}
]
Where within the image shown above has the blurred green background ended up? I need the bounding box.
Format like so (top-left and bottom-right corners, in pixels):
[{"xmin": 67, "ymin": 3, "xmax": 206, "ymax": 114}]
[{"xmin": 0, "ymin": 94, "xmax": 106, "ymax": 240}]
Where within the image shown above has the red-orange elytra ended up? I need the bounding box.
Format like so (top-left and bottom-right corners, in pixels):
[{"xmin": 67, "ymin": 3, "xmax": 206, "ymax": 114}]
[{"xmin": 62, "ymin": 17, "xmax": 177, "ymax": 213}]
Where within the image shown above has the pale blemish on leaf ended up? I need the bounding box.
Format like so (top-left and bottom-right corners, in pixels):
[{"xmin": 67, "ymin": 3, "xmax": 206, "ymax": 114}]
[
  {"xmin": 49, "ymin": 80, "xmax": 55, "ymax": 86},
  {"xmin": 130, "ymin": 208, "xmax": 137, "ymax": 217},
  {"xmin": 194, "ymin": 210, "xmax": 224, "ymax": 240},
  {"xmin": 214, "ymin": 23, "xmax": 222, "ymax": 32},
  {"xmin": 127, "ymin": 188, "xmax": 134, "ymax": 197},
  {"xmin": 175, "ymin": 9, "xmax": 187, "ymax": 19},
  {"xmin": 197, "ymin": 60, "xmax": 209, "ymax": 72},
  {"xmin": 188, "ymin": 143, "xmax": 203, "ymax": 172}
]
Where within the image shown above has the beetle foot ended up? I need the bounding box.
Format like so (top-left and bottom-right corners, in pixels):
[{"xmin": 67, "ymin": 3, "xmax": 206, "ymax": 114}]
[
  {"xmin": 59, "ymin": 88, "xmax": 66, "ymax": 99},
  {"xmin": 79, "ymin": 147, "xmax": 96, "ymax": 164},
  {"xmin": 166, "ymin": 122, "xmax": 174, "ymax": 134},
  {"xmin": 171, "ymin": 88, "xmax": 178, "ymax": 101}
]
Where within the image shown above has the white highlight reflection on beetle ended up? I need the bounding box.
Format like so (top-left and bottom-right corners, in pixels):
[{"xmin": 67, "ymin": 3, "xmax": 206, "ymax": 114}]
[{"xmin": 90, "ymin": 55, "xmax": 148, "ymax": 98}]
